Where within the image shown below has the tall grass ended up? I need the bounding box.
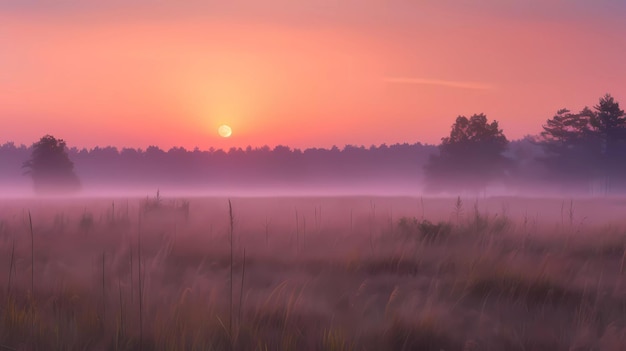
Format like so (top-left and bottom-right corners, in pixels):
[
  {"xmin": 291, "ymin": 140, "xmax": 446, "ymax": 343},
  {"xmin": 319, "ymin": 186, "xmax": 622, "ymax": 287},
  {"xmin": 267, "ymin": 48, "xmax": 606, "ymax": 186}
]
[
  {"xmin": 137, "ymin": 211, "xmax": 143, "ymax": 351},
  {"xmin": 295, "ymin": 209, "xmax": 300, "ymax": 253},
  {"xmin": 118, "ymin": 277, "xmax": 125, "ymax": 342},
  {"xmin": 102, "ymin": 251, "xmax": 106, "ymax": 328},
  {"xmin": 28, "ymin": 211, "xmax": 34, "ymax": 342},
  {"xmin": 7, "ymin": 240, "xmax": 14, "ymax": 295},
  {"xmin": 228, "ymin": 199, "xmax": 234, "ymax": 347},
  {"xmin": 1, "ymin": 197, "xmax": 626, "ymax": 350},
  {"xmin": 239, "ymin": 248, "xmax": 246, "ymax": 325}
]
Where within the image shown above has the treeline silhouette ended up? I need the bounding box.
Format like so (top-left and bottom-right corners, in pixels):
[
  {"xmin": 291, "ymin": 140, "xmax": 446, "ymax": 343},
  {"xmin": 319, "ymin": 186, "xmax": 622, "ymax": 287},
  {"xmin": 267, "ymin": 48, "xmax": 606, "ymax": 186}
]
[
  {"xmin": 0, "ymin": 142, "xmax": 437, "ymax": 194},
  {"xmin": 2, "ymin": 93, "xmax": 625, "ymax": 196},
  {"xmin": 422, "ymin": 93, "xmax": 626, "ymax": 195}
]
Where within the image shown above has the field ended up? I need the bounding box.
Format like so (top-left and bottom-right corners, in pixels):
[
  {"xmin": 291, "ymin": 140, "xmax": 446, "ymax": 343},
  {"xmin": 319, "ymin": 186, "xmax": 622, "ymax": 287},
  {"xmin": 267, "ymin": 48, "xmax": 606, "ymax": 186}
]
[{"xmin": 1, "ymin": 195, "xmax": 626, "ymax": 350}]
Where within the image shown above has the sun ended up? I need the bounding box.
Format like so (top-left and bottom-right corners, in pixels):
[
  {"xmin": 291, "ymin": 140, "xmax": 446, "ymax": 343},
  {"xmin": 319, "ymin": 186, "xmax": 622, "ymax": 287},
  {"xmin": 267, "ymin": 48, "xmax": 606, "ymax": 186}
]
[{"xmin": 218, "ymin": 125, "xmax": 232, "ymax": 138}]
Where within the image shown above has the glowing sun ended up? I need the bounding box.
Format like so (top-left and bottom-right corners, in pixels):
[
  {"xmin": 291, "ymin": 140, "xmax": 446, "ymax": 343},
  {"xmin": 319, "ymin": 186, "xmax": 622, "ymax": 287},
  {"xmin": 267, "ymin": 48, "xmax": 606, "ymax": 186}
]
[{"xmin": 218, "ymin": 125, "xmax": 232, "ymax": 138}]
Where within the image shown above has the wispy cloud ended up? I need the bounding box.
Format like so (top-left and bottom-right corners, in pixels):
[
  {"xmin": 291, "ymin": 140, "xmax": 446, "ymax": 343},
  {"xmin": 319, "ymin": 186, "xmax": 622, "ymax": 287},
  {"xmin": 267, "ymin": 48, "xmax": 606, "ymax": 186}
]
[{"xmin": 384, "ymin": 77, "xmax": 494, "ymax": 90}]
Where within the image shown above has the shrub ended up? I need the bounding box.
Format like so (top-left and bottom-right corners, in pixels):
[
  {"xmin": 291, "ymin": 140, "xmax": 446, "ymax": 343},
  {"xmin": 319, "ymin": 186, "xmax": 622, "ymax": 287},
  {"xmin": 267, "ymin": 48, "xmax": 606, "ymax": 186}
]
[{"xmin": 397, "ymin": 217, "xmax": 452, "ymax": 244}]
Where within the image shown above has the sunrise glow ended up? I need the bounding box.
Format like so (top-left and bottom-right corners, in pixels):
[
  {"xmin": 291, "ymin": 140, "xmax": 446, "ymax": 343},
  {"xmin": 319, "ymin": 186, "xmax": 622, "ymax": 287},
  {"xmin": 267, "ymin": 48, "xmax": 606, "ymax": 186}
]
[{"xmin": 1, "ymin": 1, "xmax": 625, "ymax": 150}]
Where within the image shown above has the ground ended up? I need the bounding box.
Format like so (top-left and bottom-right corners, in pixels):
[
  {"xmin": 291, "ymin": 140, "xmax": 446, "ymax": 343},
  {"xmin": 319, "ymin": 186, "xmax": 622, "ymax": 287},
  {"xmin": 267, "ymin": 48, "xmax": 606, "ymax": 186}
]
[{"xmin": 1, "ymin": 196, "xmax": 626, "ymax": 350}]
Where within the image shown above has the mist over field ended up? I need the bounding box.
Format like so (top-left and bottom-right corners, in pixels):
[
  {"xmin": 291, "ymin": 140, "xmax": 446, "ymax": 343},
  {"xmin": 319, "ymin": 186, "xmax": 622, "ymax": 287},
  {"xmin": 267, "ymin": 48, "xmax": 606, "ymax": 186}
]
[
  {"xmin": 0, "ymin": 133, "xmax": 621, "ymax": 199},
  {"xmin": 2, "ymin": 195, "xmax": 626, "ymax": 351}
]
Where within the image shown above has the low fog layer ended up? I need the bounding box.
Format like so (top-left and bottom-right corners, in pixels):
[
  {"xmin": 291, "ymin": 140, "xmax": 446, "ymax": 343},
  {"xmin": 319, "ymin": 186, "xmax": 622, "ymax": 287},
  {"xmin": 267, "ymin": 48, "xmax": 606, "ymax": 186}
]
[
  {"xmin": 4, "ymin": 196, "xmax": 626, "ymax": 230},
  {"xmin": 0, "ymin": 137, "xmax": 618, "ymax": 198},
  {"xmin": 0, "ymin": 142, "xmax": 435, "ymax": 198}
]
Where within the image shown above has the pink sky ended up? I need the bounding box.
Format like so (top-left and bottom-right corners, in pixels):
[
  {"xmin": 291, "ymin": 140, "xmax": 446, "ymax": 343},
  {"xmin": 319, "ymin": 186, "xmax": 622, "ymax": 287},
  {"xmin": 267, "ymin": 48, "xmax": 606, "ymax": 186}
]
[{"xmin": 2, "ymin": 1, "xmax": 626, "ymax": 150}]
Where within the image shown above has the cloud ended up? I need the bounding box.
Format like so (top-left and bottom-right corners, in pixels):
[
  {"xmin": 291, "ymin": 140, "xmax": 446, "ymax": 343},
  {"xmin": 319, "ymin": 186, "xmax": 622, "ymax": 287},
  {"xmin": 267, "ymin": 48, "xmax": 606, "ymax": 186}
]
[{"xmin": 383, "ymin": 77, "xmax": 494, "ymax": 90}]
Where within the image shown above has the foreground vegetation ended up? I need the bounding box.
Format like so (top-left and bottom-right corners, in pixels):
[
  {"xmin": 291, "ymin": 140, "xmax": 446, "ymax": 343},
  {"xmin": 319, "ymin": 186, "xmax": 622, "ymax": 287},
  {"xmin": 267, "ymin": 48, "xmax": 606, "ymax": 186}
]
[{"xmin": 1, "ymin": 196, "xmax": 626, "ymax": 350}]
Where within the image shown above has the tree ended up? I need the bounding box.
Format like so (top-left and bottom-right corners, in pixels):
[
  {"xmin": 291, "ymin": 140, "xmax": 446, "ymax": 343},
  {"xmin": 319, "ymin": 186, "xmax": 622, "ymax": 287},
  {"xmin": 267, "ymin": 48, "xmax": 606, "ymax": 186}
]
[
  {"xmin": 590, "ymin": 94, "xmax": 626, "ymax": 151},
  {"xmin": 23, "ymin": 135, "xmax": 81, "ymax": 193},
  {"xmin": 590, "ymin": 95, "xmax": 626, "ymax": 178},
  {"xmin": 539, "ymin": 94, "xmax": 626, "ymax": 193},
  {"xmin": 539, "ymin": 108, "xmax": 601, "ymax": 188},
  {"xmin": 541, "ymin": 108, "xmax": 593, "ymax": 145},
  {"xmin": 590, "ymin": 94, "xmax": 626, "ymax": 192},
  {"xmin": 424, "ymin": 114, "xmax": 510, "ymax": 193}
]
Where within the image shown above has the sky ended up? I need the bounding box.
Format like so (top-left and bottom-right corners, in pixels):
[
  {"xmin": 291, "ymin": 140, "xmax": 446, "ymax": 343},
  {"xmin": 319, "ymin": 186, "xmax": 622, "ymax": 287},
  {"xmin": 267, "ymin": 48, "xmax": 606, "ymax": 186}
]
[{"xmin": 2, "ymin": 0, "xmax": 626, "ymax": 150}]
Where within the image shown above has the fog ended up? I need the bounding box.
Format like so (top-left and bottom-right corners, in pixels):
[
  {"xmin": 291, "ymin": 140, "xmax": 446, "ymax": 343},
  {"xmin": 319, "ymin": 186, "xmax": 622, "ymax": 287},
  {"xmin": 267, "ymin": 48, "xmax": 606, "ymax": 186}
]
[
  {"xmin": 4, "ymin": 136, "xmax": 623, "ymax": 200},
  {"xmin": 0, "ymin": 184, "xmax": 617, "ymax": 203}
]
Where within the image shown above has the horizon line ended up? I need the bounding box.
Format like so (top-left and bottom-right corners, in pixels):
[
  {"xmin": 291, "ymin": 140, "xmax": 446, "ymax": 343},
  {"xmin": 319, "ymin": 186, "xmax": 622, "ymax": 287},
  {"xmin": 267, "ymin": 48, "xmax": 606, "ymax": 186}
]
[{"xmin": 1, "ymin": 136, "xmax": 540, "ymax": 153}]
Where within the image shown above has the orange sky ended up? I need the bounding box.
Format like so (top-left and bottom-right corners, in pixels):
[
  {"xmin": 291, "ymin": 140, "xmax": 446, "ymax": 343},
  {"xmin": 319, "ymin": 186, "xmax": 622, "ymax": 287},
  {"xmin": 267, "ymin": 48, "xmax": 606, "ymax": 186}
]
[{"xmin": 2, "ymin": 1, "xmax": 626, "ymax": 150}]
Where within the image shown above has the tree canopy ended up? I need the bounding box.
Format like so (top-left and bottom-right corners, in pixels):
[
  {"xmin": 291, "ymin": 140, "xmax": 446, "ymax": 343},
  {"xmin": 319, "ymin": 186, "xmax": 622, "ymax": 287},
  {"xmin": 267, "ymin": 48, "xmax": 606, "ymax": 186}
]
[
  {"xmin": 424, "ymin": 114, "xmax": 510, "ymax": 193},
  {"xmin": 540, "ymin": 94, "xmax": 626, "ymax": 192},
  {"xmin": 22, "ymin": 135, "xmax": 81, "ymax": 194}
]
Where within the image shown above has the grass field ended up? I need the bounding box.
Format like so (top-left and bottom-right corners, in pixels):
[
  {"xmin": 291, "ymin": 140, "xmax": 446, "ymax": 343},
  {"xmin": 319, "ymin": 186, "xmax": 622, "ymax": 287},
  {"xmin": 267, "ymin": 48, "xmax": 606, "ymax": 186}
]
[{"xmin": 1, "ymin": 195, "xmax": 626, "ymax": 350}]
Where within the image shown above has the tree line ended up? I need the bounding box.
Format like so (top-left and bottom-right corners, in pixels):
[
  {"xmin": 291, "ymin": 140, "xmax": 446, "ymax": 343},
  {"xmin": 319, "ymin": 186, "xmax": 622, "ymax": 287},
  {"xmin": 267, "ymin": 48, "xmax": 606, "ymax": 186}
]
[
  {"xmin": 425, "ymin": 93, "xmax": 626, "ymax": 195},
  {"xmin": 2, "ymin": 93, "xmax": 624, "ymax": 195},
  {"xmin": 1, "ymin": 139, "xmax": 435, "ymax": 194}
]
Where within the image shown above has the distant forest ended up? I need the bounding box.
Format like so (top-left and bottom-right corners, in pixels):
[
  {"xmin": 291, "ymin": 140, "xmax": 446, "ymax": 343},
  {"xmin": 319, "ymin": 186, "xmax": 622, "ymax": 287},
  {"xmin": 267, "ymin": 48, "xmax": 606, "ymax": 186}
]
[
  {"xmin": 0, "ymin": 133, "xmax": 552, "ymax": 196},
  {"xmin": 2, "ymin": 94, "xmax": 625, "ymax": 196},
  {"xmin": 0, "ymin": 141, "xmax": 439, "ymax": 195}
]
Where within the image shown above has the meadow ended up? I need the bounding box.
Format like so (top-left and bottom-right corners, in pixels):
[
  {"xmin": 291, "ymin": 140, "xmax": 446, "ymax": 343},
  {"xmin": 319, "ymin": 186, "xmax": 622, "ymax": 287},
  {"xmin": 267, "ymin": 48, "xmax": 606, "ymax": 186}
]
[{"xmin": 1, "ymin": 195, "xmax": 626, "ymax": 350}]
